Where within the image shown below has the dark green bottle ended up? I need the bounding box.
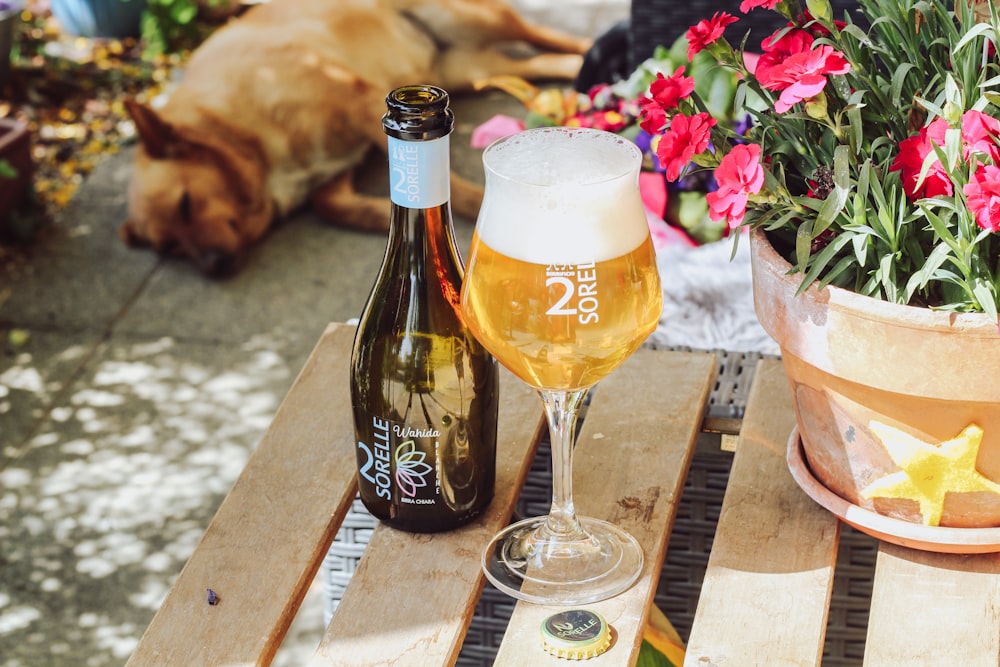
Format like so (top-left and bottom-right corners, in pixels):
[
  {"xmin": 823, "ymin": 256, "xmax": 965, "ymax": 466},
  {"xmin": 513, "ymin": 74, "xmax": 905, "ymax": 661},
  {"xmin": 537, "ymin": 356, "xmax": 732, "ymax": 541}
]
[{"xmin": 350, "ymin": 85, "xmax": 499, "ymax": 532}]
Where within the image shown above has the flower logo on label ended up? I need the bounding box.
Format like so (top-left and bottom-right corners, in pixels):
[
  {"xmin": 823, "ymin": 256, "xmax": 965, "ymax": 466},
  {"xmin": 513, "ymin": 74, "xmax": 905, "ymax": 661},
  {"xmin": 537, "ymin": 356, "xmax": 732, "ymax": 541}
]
[{"xmin": 394, "ymin": 441, "xmax": 433, "ymax": 497}]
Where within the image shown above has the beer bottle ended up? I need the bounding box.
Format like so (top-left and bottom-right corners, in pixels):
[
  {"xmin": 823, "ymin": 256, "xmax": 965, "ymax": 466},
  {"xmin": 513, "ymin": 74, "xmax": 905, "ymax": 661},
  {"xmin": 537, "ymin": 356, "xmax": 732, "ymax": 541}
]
[{"xmin": 350, "ymin": 85, "xmax": 499, "ymax": 532}]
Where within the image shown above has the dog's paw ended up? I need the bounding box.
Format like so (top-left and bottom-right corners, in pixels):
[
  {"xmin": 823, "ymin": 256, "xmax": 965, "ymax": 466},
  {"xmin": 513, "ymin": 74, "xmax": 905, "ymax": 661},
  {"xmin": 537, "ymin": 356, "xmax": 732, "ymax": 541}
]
[{"xmin": 119, "ymin": 221, "xmax": 148, "ymax": 247}]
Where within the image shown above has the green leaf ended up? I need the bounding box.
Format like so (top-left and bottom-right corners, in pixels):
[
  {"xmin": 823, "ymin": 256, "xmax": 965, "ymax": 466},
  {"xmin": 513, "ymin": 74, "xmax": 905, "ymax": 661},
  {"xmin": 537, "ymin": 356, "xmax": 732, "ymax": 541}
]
[
  {"xmin": 904, "ymin": 242, "xmax": 952, "ymax": 300},
  {"xmin": 954, "ymin": 21, "xmax": 994, "ymax": 51},
  {"xmin": 920, "ymin": 205, "xmax": 961, "ymax": 255},
  {"xmin": 170, "ymin": 1, "xmax": 197, "ymax": 24},
  {"xmin": 820, "ymin": 252, "xmax": 861, "ymax": 288},
  {"xmin": 845, "ymin": 92, "xmax": 865, "ymax": 152},
  {"xmin": 814, "ymin": 145, "xmax": 850, "ymax": 237},
  {"xmin": 852, "ymin": 228, "xmax": 870, "ymax": 266},
  {"xmin": 972, "ymin": 281, "xmax": 999, "ymax": 321},
  {"xmin": 795, "ymin": 219, "xmax": 815, "ymax": 274},
  {"xmin": 801, "ymin": 233, "xmax": 852, "ymax": 289},
  {"xmin": 889, "ymin": 63, "xmax": 916, "ymax": 107},
  {"xmin": 636, "ymin": 640, "xmax": 679, "ymax": 667},
  {"xmin": 878, "ymin": 252, "xmax": 900, "ymax": 302}
]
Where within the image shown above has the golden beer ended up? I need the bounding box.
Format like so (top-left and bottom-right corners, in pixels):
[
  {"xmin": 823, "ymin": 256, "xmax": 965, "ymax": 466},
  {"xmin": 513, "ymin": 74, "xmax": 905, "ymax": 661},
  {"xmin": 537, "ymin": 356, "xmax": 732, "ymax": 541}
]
[
  {"xmin": 462, "ymin": 232, "xmax": 662, "ymax": 390},
  {"xmin": 460, "ymin": 126, "xmax": 661, "ymax": 605}
]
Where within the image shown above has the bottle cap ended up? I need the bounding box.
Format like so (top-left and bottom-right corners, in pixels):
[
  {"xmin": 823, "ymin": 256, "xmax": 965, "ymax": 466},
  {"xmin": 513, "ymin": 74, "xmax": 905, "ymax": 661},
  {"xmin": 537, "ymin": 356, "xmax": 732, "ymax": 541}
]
[{"xmin": 540, "ymin": 609, "xmax": 612, "ymax": 660}]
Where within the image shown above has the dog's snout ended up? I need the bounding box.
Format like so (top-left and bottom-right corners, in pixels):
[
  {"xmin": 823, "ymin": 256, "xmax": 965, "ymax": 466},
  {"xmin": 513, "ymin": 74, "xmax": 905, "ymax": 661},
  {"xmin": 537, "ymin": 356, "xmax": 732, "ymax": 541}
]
[{"xmin": 198, "ymin": 250, "xmax": 240, "ymax": 278}]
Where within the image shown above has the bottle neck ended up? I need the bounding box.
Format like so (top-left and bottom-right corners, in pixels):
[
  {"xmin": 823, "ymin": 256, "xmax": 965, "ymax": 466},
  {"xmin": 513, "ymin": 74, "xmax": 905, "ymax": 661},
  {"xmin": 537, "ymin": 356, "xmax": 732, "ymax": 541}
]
[{"xmin": 387, "ymin": 135, "xmax": 459, "ymax": 254}]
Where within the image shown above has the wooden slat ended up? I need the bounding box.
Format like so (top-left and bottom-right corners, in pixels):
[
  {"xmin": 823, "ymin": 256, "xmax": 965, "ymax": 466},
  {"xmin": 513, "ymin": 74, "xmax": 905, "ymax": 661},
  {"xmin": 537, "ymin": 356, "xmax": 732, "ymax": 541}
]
[
  {"xmin": 495, "ymin": 348, "xmax": 717, "ymax": 666},
  {"xmin": 310, "ymin": 366, "xmax": 545, "ymax": 666},
  {"xmin": 127, "ymin": 322, "xmax": 362, "ymax": 666},
  {"xmin": 864, "ymin": 543, "xmax": 1000, "ymax": 665},
  {"xmin": 685, "ymin": 358, "xmax": 840, "ymax": 666}
]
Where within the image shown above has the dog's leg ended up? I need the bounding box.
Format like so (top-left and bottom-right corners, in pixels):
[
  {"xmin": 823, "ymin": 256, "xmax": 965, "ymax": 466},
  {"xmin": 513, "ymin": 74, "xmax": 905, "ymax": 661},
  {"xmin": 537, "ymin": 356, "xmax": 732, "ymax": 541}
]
[
  {"xmin": 402, "ymin": 0, "xmax": 591, "ymax": 54},
  {"xmin": 311, "ymin": 171, "xmax": 392, "ymax": 232},
  {"xmin": 501, "ymin": 15, "xmax": 592, "ymax": 55},
  {"xmin": 438, "ymin": 49, "xmax": 586, "ymax": 89}
]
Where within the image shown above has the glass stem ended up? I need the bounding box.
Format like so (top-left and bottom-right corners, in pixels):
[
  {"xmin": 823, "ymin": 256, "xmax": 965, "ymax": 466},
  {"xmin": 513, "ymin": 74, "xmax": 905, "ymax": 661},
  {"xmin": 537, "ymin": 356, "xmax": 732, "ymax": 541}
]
[{"xmin": 538, "ymin": 389, "xmax": 590, "ymax": 541}]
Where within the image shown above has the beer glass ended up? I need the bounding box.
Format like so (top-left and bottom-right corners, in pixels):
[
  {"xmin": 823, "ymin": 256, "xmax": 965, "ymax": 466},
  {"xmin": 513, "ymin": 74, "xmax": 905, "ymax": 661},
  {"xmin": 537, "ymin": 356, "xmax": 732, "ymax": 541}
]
[{"xmin": 460, "ymin": 127, "xmax": 662, "ymax": 604}]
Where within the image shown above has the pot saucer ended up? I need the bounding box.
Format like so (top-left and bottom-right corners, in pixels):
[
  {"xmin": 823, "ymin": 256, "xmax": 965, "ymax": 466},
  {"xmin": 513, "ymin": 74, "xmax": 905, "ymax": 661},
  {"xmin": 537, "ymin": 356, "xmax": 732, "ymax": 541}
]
[{"xmin": 786, "ymin": 428, "xmax": 1000, "ymax": 554}]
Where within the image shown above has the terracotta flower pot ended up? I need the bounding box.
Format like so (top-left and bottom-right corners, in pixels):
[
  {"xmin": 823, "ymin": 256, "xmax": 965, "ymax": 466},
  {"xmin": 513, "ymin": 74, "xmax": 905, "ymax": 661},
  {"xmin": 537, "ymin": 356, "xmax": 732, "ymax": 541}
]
[{"xmin": 750, "ymin": 228, "xmax": 1000, "ymax": 552}]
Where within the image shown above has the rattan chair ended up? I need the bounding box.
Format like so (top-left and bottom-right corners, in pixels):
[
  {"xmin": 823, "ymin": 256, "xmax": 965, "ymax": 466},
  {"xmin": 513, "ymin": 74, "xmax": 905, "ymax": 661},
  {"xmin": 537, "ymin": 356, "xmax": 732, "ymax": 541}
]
[{"xmin": 323, "ymin": 347, "xmax": 877, "ymax": 666}]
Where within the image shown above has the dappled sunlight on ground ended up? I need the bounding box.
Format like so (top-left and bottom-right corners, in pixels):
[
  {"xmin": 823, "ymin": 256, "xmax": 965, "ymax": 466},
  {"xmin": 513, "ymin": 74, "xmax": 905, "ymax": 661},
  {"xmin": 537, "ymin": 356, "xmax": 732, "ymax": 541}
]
[{"xmin": 0, "ymin": 332, "xmax": 293, "ymax": 666}]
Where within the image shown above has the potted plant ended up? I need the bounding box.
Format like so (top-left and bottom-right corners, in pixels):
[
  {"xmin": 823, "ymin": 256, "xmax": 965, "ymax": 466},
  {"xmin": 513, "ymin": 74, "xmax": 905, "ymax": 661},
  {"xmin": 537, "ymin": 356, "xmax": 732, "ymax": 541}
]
[
  {"xmin": 638, "ymin": 0, "xmax": 1000, "ymax": 551},
  {"xmin": 0, "ymin": 0, "xmax": 19, "ymax": 90},
  {"xmin": 0, "ymin": 117, "xmax": 37, "ymax": 241}
]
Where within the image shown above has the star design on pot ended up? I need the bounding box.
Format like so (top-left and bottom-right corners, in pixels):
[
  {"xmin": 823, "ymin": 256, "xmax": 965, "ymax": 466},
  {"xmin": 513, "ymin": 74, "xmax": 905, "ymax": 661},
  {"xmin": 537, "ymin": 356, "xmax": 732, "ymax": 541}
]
[{"xmin": 860, "ymin": 422, "xmax": 1000, "ymax": 527}]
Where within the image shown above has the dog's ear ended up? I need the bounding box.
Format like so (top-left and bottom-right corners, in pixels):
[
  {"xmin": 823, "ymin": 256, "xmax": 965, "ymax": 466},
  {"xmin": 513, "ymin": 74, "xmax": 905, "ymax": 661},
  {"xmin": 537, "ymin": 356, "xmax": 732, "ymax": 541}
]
[{"xmin": 125, "ymin": 99, "xmax": 174, "ymax": 159}]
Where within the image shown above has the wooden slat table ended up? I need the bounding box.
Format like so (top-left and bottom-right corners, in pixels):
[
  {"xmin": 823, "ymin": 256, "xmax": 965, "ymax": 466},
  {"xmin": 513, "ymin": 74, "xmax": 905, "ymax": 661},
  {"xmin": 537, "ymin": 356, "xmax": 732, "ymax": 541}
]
[{"xmin": 127, "ymin": 322, "xmax": 1000, "ymax": 666}]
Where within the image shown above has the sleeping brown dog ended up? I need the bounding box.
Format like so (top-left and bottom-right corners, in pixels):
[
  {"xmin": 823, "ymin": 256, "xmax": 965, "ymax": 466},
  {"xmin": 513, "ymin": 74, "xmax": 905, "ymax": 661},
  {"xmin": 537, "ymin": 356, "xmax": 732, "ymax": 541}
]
[{"xmin": 121, "ymin": 0, "xmax": 590, "ymax": 276}]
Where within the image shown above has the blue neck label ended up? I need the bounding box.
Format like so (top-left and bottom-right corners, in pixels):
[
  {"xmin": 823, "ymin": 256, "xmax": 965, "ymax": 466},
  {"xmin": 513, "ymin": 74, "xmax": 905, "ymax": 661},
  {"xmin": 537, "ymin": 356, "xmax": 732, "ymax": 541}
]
[{"xmin": 388, "ymin": 135, "xmax": 450, "ymax": 209}]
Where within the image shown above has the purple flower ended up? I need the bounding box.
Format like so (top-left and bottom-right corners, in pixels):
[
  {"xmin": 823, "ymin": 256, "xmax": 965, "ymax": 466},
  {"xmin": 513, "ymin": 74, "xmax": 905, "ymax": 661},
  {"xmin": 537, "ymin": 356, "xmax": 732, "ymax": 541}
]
[{"xmin": 732, "ymin": 114, "xmax": 754, "ymax": 141}]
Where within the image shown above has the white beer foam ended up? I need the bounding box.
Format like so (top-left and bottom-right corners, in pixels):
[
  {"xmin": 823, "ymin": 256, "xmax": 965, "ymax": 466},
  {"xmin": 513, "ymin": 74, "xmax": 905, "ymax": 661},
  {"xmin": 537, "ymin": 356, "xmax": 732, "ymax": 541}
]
[{"xmin": 476, "ymin": 128, "xmax": 650, "ymax": 264}]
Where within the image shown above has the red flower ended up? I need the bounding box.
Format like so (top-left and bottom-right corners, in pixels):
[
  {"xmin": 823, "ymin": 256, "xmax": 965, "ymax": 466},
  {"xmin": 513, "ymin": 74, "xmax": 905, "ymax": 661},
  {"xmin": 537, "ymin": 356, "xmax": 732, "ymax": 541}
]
[
  {"xmin": 740, "ymin": 0, "xmax": 781, "ymax": 11},
  {"xmin": 759, "ymin": 45, "xmax": 851, "ymax": 113},
  {"xmin": 890, "ymin": 118, "xmax": 954, "ymax": 200},
  {"xmin": 707, "ymin": 143, "xmax": 765, "ymax": 228},
  {"xmin": 650, "ymin": 69, "xmax": 695, "ymax": 110},
  {"xmin": 638, "ymin": 69, "xmax": 695, "ymax": 134},
  {"xmin": 964, "ymin": 165, "xmax": 1000, "ymax": 232},
  {"xmin": 754, "ymin": 29, "xmax": 815, "ymax": 88},
  {"xmin": 656, "ymin": 112, "xmax": 717, "ymax": 181},
  {"xmin": 638, "ymin": 101, "xmax": 668, "ymax": 135},
  {"xmin": 686, "ymin": 12, "xmax": 739, "ymax": 61}
]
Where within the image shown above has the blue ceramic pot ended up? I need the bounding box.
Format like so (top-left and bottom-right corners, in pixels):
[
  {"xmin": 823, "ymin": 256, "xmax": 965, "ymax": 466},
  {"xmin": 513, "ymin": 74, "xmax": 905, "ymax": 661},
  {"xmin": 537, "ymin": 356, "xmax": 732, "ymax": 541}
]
[{"xmin": 50, "ymin": 0, "xmax": 147, "ymax": 38}]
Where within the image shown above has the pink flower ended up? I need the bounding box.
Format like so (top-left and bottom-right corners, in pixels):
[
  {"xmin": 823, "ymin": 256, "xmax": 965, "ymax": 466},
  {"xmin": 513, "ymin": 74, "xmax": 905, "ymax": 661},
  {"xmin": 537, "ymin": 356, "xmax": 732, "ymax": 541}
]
[
  {"xmin": 755, "ymin": 29, "xmax": 815, "ymax": 88},
  {"xmin": 740, "ymin": 0, "xmax": 781, "ymax": 11},
  {"xmin": 707, "ymin": 143, "xmax": 765, "ymax": 228},
  {"xmin": 759, "ymin": 45, "xmax": 851, "ymax": 113},
  {"xmin": 890, "ymin": 119, "xmax": 954, "ymax": 200},
  {"xmin": 686, "ymin": 12, "xmax": 739, "ymax": 61},
  {"xmin": 960, "ymin": 110, "xmax": 1000, "ymax": 163},
  {"xmin": 656, "ymin": 112, "xmax": 717, "ymax": 181},
  {"xmin": 964, "ymin": 165, "xmax": 1000, "ymax": 232},
  {"xmin": 638, "ymin": 69, "xmax": 695, "ymax": 134}
]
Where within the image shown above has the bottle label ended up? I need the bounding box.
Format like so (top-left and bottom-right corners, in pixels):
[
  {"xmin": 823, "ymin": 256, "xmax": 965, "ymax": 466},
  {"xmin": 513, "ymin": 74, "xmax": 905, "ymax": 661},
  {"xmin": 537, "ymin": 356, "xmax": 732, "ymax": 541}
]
[
  {"xmin": 357, "ymin": 416, "xmax": 440, "ymax": 505},
  {"xmin": 388, "ymin": 135, "xmax": 450, "ymax": 209}
]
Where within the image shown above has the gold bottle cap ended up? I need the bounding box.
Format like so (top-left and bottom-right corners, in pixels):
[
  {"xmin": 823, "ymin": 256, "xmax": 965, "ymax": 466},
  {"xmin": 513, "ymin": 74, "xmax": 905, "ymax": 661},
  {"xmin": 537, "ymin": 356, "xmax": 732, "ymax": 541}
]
[{"xmin": 540, "ymin": 609, "xmax": 612, "ymax": 660}]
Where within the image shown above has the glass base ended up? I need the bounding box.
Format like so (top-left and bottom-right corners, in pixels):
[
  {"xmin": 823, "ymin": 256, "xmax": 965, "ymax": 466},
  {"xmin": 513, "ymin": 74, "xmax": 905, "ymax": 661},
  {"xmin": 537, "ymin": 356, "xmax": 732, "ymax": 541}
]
[{"xmin": 482, "ymin": 515, "xmax": 643, "ymax": 605}]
